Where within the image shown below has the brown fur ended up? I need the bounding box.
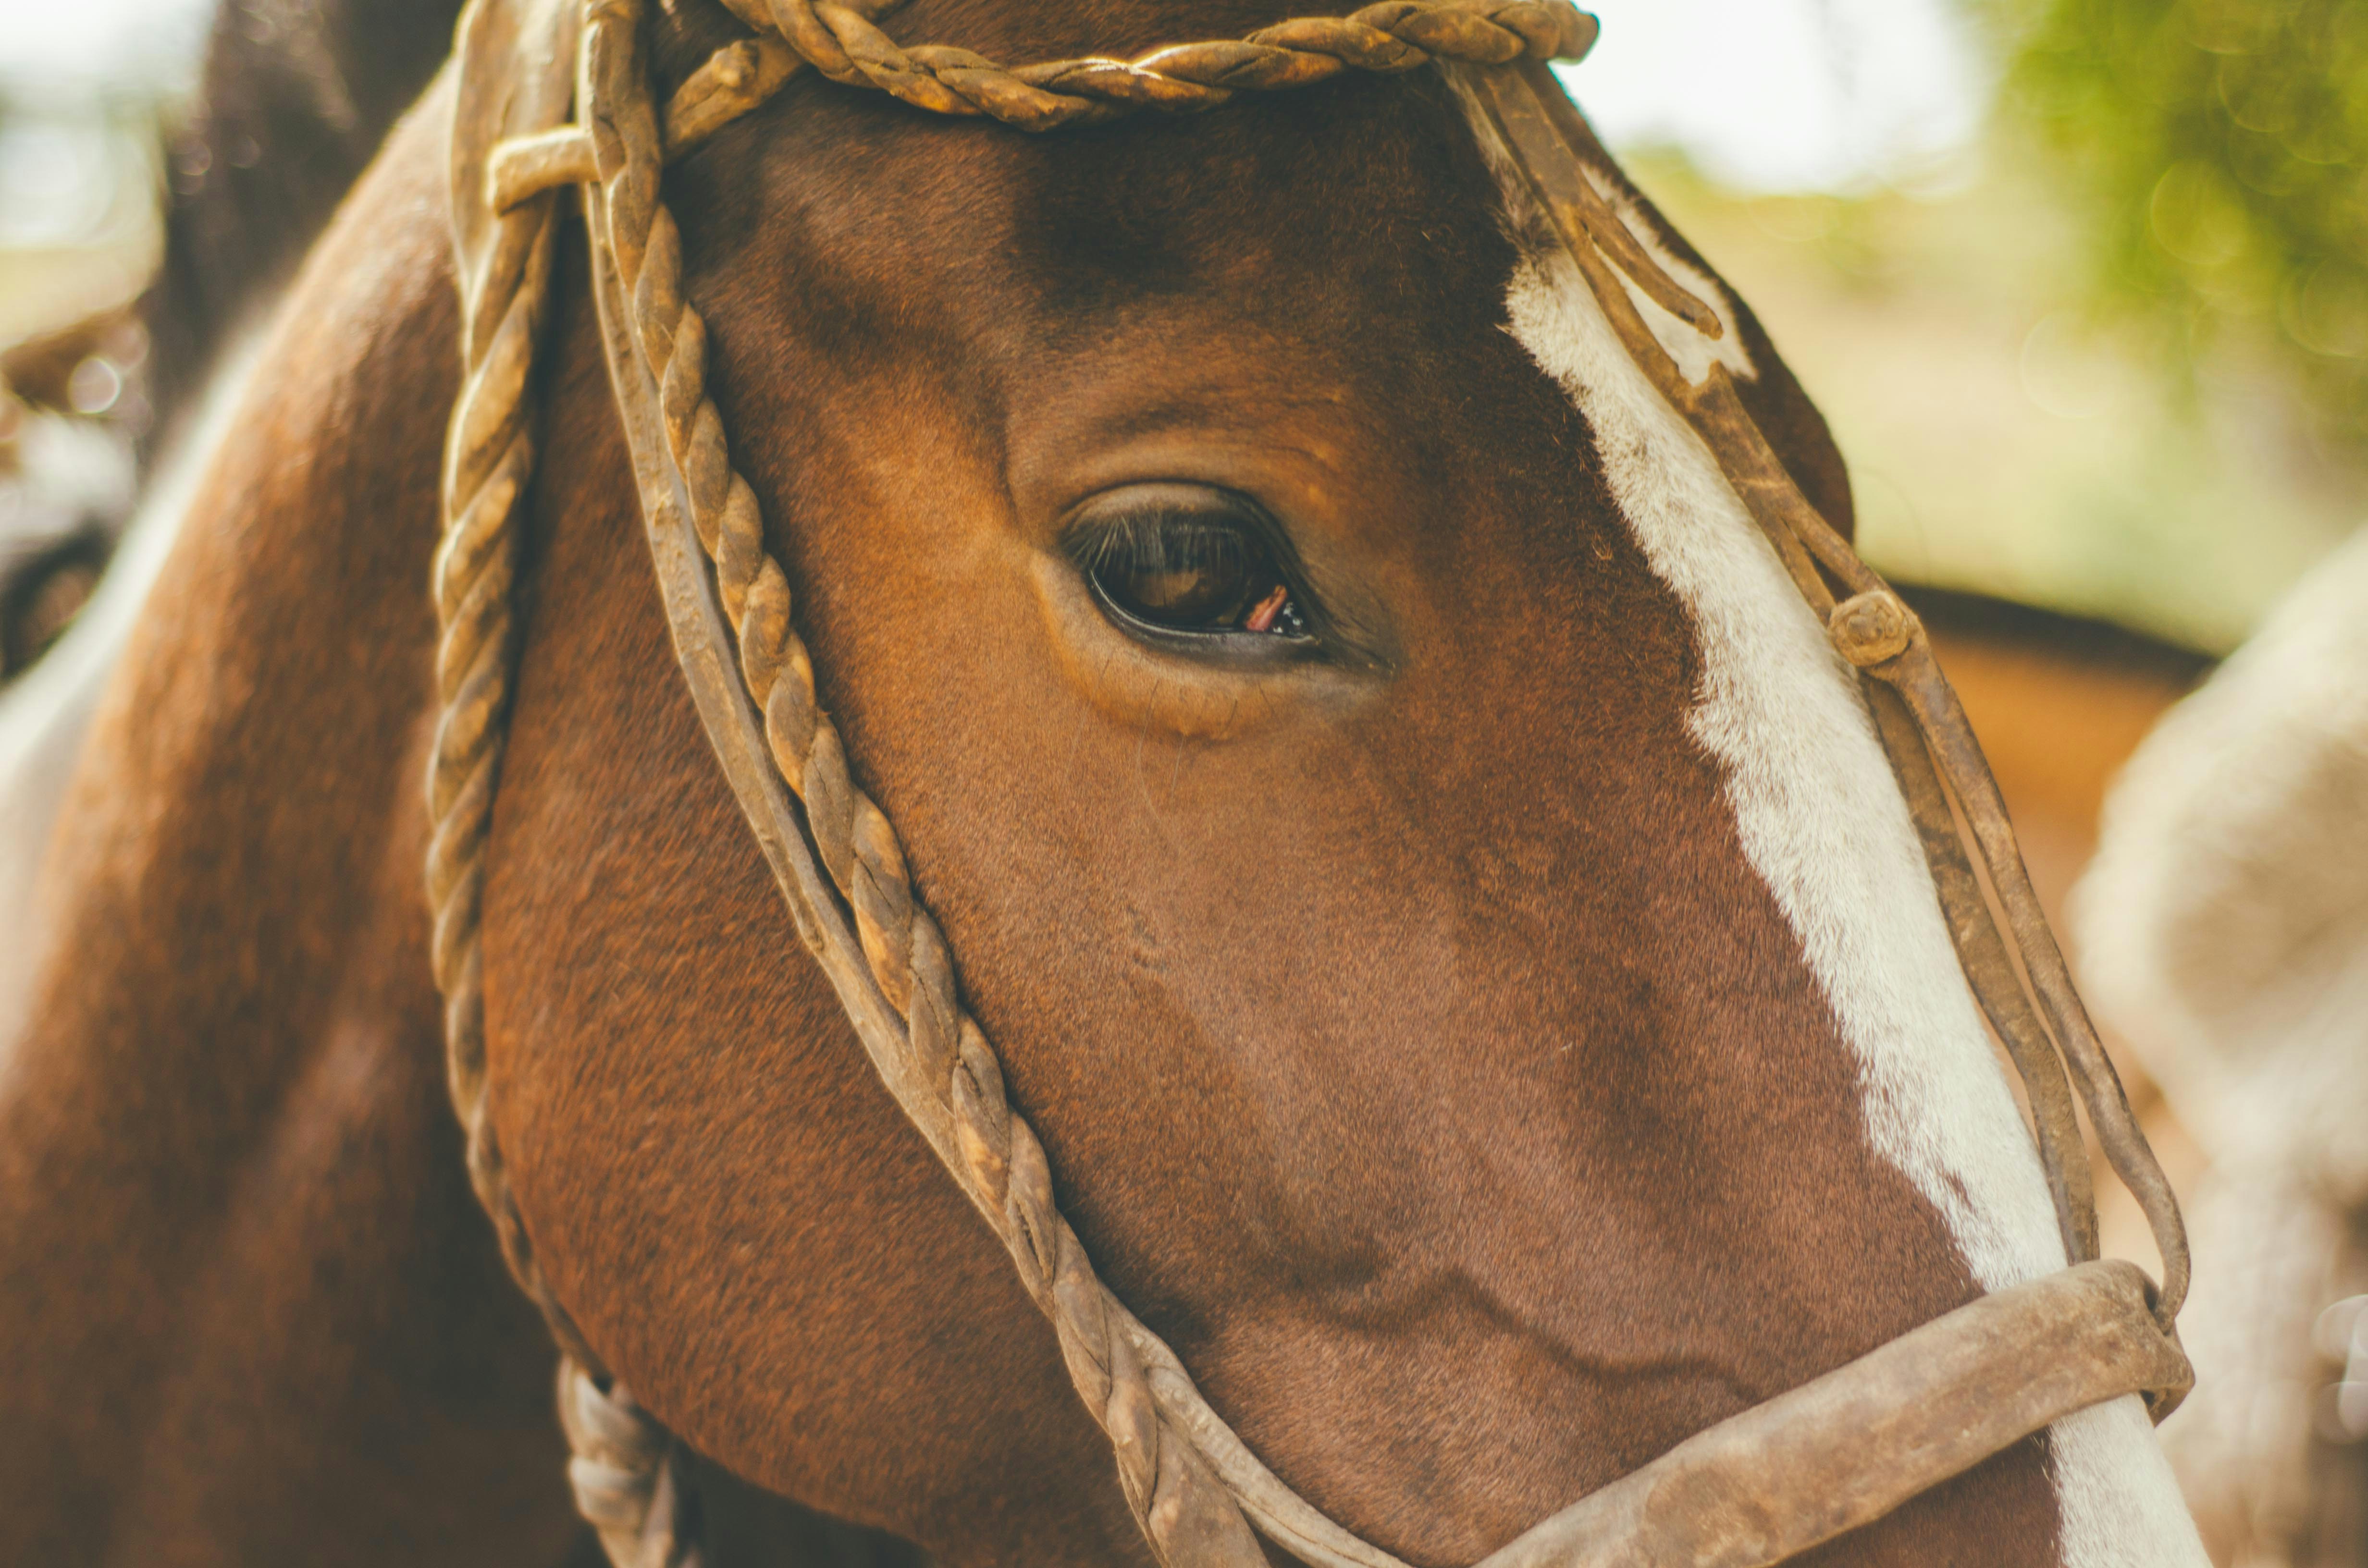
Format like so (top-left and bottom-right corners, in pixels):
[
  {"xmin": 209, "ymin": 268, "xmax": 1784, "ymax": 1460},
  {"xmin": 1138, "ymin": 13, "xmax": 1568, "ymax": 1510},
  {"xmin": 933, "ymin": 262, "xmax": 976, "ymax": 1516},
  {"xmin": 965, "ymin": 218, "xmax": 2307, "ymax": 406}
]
[
  {"xmin": 0, "ymin": 86, "xmax": 572, "ymax": 1565},
  {"xmin": 4, "ymin": 4, "xmax": 2076, "ymax": 1562}
]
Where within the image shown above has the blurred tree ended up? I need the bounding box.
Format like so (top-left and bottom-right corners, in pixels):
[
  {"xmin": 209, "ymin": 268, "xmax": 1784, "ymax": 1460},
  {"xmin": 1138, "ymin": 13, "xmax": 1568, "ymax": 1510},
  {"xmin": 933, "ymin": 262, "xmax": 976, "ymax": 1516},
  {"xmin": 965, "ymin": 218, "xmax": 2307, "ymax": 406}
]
[{"xmin": 1996, "ymin": 0, "xmax": 2368, "ymax": 456}]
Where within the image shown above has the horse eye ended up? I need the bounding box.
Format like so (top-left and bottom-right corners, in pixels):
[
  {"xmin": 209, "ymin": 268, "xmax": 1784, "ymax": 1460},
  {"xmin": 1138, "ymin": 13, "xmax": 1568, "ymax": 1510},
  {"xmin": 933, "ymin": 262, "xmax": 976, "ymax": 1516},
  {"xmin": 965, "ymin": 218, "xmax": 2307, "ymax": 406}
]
[{"xmin": 1069, "ymin": 486, "xmax": 1312, "ymax": 644}]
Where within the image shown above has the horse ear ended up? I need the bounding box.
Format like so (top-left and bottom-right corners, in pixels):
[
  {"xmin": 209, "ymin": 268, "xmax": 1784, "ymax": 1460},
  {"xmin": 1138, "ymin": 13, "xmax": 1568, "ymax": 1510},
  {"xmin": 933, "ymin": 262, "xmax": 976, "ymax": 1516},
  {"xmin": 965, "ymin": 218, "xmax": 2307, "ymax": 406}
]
[{"xmin": 1572, "ymin": 144, "xmax": 1861, "ymax": 539}]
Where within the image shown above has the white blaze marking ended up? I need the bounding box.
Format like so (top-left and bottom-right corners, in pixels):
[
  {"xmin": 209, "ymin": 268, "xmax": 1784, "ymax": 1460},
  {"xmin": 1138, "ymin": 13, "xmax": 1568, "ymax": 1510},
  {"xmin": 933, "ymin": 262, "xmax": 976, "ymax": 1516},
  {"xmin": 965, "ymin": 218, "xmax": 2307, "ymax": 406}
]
[{"xmin": 1448, "ymin": 80, "xmax": 2205, "ymax": 1565}]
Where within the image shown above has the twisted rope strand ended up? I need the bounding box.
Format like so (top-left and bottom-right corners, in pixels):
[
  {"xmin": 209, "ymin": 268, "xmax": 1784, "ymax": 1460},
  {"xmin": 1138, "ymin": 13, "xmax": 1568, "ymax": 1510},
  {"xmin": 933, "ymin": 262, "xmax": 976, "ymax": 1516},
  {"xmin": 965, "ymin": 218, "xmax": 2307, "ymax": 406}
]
[
  {"xmin": 431, "ymin": 106, "xmax": 615, "ymax": 1376},
  {"xmin": 731, "ymin": 0, "xmax": 1589, "ymax": 130},
  {"xmin": 438, "ymin": 3, "xmax": 685, "ymax": 1551},
  {"xmin": 436, "ymin": 75, "xmax": 700, "ymax": 1568},
  {"xmin": 560, "ymin": 1358, "xmax": 705, "ymax": 1568},
  {"xmin": 448, "ymin": 5, "xmax": 2184, "ymax": 1568},
  {"xmin": 492, "ymin": 0, "xmax": 1598, "ymax": 208},
  {"xmin": 581, "ymin": 2, "xmax": 1285, "ymax": 1558}
]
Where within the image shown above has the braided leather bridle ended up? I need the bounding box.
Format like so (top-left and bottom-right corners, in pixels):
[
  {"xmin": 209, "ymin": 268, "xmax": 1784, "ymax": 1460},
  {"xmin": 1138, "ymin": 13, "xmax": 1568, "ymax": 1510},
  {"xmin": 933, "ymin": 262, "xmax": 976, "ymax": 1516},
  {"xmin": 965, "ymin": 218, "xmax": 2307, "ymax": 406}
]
[{"xmin": 435, "ymin": 2, "xmax": 2197, "ymax": 1564}]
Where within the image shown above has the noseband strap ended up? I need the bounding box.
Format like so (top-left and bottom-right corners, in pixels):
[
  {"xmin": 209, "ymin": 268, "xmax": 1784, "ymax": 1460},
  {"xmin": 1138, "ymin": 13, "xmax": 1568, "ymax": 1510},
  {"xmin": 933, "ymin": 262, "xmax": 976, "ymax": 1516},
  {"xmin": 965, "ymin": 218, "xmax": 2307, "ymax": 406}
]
[
  {"xmin": 436, "ymin": 3, "xmax": 2195, "ymax": 1565},
  {"xmin": 1480, "ymin": 1260, "xmax": 2185, "ymax": 1568}
]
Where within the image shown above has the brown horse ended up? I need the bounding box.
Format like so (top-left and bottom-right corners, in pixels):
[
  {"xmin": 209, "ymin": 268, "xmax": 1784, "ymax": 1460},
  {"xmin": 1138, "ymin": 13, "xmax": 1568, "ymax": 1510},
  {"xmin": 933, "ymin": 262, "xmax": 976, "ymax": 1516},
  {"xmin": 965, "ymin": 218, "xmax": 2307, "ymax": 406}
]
[{"xmin": 0, "ymin": 1, "xmax": 2202, "ymax": 1563}]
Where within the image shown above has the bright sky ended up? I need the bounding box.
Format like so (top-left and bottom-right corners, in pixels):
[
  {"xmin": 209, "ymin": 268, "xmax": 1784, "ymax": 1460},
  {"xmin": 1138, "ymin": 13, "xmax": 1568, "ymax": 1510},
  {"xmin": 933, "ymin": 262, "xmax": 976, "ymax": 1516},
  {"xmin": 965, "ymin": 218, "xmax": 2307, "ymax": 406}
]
[
  {"xmin": 0, "ymin": 0, "xmax": 1990, "ymax": 192},
  {"xmin": 1561, "ymin": 0, "xmax": 1992, "ymax": 191},
  {"xmin": 0, "ymin": 0, "xmax": 211, "ymax": 99}
]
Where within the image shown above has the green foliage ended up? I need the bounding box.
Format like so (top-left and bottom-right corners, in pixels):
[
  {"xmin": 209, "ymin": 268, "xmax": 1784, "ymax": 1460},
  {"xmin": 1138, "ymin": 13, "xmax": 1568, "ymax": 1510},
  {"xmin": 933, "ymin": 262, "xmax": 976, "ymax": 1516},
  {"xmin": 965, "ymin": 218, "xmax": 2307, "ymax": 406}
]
[{"xmin": 1999, "ymin": 0, "xmax": 2368, "ymax": 451}]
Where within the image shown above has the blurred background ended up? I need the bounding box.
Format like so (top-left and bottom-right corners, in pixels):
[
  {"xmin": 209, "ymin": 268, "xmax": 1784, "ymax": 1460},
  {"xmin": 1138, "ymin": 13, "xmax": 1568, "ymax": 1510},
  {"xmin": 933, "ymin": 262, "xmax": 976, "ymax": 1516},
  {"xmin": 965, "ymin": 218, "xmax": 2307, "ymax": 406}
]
[
  {"xmin": 1567, "ymin": 0, "xmax": 2367, "ymax": 655},
  {"xmin": 11, "ymin": 0, "xmax": 2362, "ymax": 645},
  {"xmin": 0, "ymin": 1, "xmax": 193, "ymax": 349},
  {"xmin": 2, "ymin": 0, "xmax": 2363, "ymax": 1561}
]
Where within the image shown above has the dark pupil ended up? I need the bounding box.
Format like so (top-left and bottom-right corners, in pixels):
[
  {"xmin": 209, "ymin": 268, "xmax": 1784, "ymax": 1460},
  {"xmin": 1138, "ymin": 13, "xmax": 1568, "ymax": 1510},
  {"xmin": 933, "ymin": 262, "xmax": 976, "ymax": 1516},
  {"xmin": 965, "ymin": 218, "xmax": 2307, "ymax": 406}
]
[{"xmin": 1093, "ymin": 520, "xmax": 1277, "ymax": 632}]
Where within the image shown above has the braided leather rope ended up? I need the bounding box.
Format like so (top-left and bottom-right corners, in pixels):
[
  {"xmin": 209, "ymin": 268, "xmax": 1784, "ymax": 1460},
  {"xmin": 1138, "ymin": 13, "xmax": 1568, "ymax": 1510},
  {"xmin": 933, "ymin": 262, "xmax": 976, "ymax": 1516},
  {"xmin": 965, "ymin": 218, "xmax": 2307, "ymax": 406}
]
[
  {"xmin": 706, "ymin": 0, "xmax": 1587, "ymax": 127},
  {"xmin": 1450, "ymin": 61, "xmax": 2190, "ymax": 1334},
  {"xmin": 444, "ymin": 3, "xmax": 1594, "ymax": 1566},
  {"xmin": 583, "ymin": 5, "xmax": 1270, "ymax": 1560},
  {"xmin": 436, "ymin": 2, "xmax": 2192, "ymax": 1565},
  {"xmin": 488, "ymin": 0, "xmax": 1600, "ymax": 208},
  {"xmin": 434, "ymin": 0, "xmax": 607, "ymax": 1378}
]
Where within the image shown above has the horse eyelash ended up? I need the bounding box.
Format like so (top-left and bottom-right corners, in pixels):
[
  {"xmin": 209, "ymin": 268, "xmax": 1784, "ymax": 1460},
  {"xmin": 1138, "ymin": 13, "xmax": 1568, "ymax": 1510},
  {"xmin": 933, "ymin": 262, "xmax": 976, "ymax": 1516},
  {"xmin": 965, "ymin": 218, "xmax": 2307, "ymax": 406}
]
[
  {"xmin": 1061, "ymin": 495, "xmax": 1352, "ymax": 658},
  {"xmin": 1076, "ymin": 512, "xmax": 1261, "ymax": 582}
]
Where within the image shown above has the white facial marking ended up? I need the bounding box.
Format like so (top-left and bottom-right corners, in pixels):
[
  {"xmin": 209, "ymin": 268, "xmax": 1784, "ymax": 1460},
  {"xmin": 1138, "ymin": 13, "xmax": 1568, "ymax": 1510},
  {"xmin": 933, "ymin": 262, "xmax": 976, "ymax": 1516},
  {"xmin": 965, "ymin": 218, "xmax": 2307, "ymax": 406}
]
[
  {"xmin": 1497, "ymin": 220, "xmax": 2055, "ymax": 1297},
  {"xmin": 1447, "ymin": 78, "xmax": 2206, "ymax": 1565},
  {"xmin": 2048, "ymin": 1399, "xmax": 2205, "ymax": 1566}
]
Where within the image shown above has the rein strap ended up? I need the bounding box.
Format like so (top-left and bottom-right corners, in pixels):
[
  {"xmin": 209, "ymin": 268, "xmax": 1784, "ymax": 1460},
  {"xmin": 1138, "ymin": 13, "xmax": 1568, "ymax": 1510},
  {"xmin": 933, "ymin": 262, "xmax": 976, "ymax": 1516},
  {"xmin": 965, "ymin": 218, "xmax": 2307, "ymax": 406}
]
[{"xmin": 435, "ymin": 2, "xmax": 2196, "ymax": 1565}]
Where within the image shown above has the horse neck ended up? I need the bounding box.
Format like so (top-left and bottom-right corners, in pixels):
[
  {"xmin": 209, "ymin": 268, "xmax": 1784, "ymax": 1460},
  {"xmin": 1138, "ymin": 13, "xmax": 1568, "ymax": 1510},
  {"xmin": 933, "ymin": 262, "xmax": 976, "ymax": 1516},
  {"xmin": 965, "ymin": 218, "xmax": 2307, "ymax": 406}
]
[{"xmin": 0, "ymin": 82, "xmax": 578, "ymax": 1565}]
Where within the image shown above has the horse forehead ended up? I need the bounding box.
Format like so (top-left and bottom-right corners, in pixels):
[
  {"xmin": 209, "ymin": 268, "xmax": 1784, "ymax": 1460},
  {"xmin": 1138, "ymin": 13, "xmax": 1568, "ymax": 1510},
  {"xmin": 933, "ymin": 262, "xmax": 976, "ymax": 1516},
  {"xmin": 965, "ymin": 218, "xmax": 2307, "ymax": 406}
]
[
  {"xmin": 692, "ymin": 74, "xmax": 1591, "ymax": 533},
  {"xmin": 691, "ymin": 51, "xmax": 1506, "ymax": 328}
]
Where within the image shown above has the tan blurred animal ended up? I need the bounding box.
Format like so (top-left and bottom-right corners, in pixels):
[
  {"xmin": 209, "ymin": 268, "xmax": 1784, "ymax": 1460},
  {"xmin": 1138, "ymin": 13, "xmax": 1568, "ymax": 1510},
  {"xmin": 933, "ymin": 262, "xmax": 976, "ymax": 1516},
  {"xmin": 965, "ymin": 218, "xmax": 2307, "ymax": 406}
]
[{"xmin": 2080, "ymin": 529, "xmax": 2368, "ymax": 1568}]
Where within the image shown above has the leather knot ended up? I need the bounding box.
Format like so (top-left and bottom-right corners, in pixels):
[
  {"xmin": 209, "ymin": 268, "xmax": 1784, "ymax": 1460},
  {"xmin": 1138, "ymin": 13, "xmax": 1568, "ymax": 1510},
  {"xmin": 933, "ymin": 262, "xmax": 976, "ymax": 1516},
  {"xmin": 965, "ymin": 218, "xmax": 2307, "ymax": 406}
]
[{"xmin": 1828, "ymin": 589, "xmax": 1917, "ymax": 669}]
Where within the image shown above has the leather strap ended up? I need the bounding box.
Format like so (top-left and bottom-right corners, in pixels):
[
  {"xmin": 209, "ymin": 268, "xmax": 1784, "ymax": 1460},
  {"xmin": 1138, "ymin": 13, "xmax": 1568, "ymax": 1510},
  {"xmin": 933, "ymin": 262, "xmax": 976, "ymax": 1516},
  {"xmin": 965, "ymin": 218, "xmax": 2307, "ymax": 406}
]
[
  {"xmin": 580, "ymin": 49, "xmax": 2194, "ymax": 1568},
  {"xmin": 438, "ymin": 3, "xmax": 2201, "ymax": 1563},
  {"xmin": 1458, "ymin": 59, "xmax": 2190, "ymax": 1348},
  {"xmin": 1475, "ymin": 1261, "xmax": 2188, "ymax": 1568}
]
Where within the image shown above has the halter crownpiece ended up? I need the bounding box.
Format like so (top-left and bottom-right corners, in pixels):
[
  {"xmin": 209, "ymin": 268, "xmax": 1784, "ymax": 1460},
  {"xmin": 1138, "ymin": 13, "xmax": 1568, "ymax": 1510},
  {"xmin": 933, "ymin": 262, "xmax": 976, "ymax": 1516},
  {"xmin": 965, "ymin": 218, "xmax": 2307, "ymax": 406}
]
[{"xmin": 435, "ymin": 1, "xmax": 2194, "ymax": 1564}]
